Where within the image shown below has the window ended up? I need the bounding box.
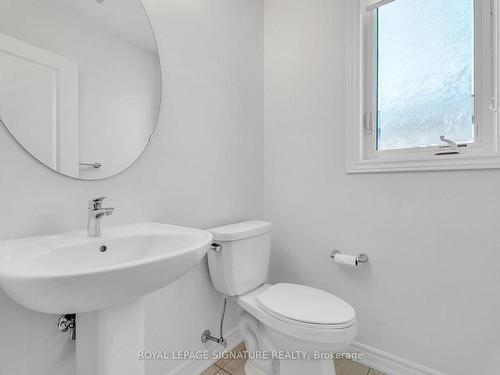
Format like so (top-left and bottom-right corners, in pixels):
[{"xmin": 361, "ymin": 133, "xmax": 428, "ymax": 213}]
[
  {"xmin": 346, "ymin": 0, "xmax": 499, "ymax": 173},
  {"xmin": 377, "ymin": 0, "xmax": 475, "ymax": 150}
]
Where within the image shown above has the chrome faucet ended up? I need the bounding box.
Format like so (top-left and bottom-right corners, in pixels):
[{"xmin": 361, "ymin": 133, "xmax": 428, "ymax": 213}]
[{"xmin": 87, "ymin": 197, "xmax": 114, "ymax": 237}]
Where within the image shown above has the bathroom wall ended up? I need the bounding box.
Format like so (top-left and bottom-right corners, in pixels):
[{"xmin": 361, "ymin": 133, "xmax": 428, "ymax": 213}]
[
  {"xmin": 263, "ymin": 1, "xmax": 500, "ymax": 375},
  {"xmin": 0, "ymin": 0, "xmax": 263, "ymax": 374}
]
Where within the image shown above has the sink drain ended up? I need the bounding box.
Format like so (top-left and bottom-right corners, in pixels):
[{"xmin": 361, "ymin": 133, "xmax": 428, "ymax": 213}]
[{"xmin": 99, "ymin": 245, "xmax": 107, "ymax": 253}]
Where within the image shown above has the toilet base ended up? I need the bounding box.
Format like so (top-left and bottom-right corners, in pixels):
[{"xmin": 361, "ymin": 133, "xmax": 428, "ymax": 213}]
[
  {"xmin": 236, "ymin": 284, "xmax": 356, "ymax": 375},
  {"xmin": 239, "ymin": 310, "xmax": 344, "ymax": 375}
]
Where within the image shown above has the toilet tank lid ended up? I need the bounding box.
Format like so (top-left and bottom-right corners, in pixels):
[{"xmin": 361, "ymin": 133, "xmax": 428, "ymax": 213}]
[{"xmin": 208, "ymin": 221, "xmax": 272, "ymax": 241}]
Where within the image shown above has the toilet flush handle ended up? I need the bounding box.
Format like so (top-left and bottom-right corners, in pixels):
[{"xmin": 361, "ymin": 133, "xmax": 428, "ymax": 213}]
[{"xmin": 210, "ymin": 242, "xmax": 222, "ymax": 252}]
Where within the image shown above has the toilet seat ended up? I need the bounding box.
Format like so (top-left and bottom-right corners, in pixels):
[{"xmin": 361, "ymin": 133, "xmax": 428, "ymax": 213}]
[
  {"xmin": 237, "ymin": 284, "xmax": 358, "ymax": 344},
  {"xmin": 256, "ymin": 283, "xmax": 356, "ymax": 329}
]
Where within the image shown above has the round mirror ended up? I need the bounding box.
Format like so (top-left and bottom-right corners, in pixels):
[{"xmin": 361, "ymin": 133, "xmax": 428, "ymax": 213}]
[{"xmin": 0, "ymin": 0, "xmax": 161, "ymax": 180}]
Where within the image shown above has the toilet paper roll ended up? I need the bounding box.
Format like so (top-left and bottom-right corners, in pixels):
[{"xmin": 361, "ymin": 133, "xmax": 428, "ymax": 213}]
[{"xmin": 334, "ymin": 254, "xmax": 358, "ymax": 266}]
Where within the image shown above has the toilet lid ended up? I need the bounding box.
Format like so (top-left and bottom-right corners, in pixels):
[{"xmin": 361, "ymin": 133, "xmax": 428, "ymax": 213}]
[{"xmin": 256, "ymin": 283, "xmax": 355, "ymax": 326}]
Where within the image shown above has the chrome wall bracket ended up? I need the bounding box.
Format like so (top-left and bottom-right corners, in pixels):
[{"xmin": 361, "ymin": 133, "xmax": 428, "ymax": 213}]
[
  {"xmin": 356, "ymin": 253, "xmax": 369, "ymax": 264},
  {"xmin": 58, "ymin": 314, "xmax": 76, "ymax": 340}
]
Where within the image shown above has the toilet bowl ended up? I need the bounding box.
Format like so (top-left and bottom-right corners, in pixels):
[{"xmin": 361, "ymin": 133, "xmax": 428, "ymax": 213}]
[{"xmin": 207, "ymin": 221, "xmax": 358, "ymax": 375}]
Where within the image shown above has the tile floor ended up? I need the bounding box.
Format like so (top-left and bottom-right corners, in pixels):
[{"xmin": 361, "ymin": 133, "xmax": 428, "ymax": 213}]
[{"xmin": 201, "ymin": 343, "xmax": 385, "ymax": 375}]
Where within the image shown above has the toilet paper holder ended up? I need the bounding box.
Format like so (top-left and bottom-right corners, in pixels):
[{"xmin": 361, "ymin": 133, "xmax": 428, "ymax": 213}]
[{"xmin": 330, "ymin": 250, "xmax": 369, "ymax": 265}]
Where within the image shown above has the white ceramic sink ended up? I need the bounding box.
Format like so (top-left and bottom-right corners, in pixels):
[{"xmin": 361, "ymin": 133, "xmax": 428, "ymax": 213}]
[
  {"xmin": 0, "ymin": 222, "xmax": 213, "ymax": 314},
  {"xmin": 0, "ymin": 222, "xmax": 213, "ymax": 375}
]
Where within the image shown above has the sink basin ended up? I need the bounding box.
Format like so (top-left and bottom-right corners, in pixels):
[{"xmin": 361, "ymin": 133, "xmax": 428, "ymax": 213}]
[{"xmin": 0, "ymin": 222, "xmax": 213, "ymax": 314}]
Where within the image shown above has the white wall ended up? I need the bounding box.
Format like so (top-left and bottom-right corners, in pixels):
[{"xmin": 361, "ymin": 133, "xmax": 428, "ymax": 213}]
[
  {"xmin": 5, "ymin": 1, "xmax": 498, "ymax": 375},
  {"xmin": 0, "ymin": 0, "xmax": 263, "ymax": 374},
  {"xmin": 263, "ymin": 1, "xmax": 500, "ymax": 375},
  {"xmin": 0, "ymin": 0, "xmax": 161, "ymax": 179}
]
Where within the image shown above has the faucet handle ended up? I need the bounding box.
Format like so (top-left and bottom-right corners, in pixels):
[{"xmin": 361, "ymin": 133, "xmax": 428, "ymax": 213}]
[{"xmin": 88, "ymin": 197, "xmax": 106, "ymax": 210}]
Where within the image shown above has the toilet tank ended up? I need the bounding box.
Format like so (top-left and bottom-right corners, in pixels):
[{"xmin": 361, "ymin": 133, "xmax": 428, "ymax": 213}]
[{"xmin": 207, "ymin": 221, "xmax": 272, "ymax": 296}]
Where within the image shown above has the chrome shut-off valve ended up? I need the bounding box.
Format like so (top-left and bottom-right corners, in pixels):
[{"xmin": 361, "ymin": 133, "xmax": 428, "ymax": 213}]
[{"xmin": 58, "ymin": 314, "xmax": 76, "ymax": 340}]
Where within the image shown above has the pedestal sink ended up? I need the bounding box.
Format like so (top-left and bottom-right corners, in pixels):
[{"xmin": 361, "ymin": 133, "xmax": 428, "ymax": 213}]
[{"xmin": 0, "ymin": 222, "xmax": 213, "ymax": 375}]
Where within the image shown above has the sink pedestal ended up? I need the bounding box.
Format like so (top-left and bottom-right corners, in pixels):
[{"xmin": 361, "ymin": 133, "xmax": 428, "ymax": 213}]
[{"xmin": 76, "ymin": 299, "xmax": 145, "ymax": 375}]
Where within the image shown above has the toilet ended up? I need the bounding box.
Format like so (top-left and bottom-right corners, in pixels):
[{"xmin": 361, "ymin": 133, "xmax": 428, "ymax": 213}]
[{"xmin": 207, "ymin": 221, "xmax": 358, "ymax": 375}]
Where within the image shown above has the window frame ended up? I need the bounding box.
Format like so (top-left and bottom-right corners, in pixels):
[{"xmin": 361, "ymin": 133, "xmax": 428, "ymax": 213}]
[{"xmin": 346, "ymin": 0, "xmax": 500, "ymax": 173}]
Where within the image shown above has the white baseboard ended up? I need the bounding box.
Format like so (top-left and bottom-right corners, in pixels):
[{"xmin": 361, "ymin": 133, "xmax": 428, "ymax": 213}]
[
  {"xmin": 166, "ymin": 327, "xmax": 243, "ymax": 375},
  {"xmin": 349, "ymin": 342, "xmax": 449, "ymax": 375}
]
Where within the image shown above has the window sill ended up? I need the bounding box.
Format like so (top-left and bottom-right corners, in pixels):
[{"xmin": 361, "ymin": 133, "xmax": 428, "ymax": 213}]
[{"xmin": 346, "ymin": 153, "xmax": 500, "ymax": 173}]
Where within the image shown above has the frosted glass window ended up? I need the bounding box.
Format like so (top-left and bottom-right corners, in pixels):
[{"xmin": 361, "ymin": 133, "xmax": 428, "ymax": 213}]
[{"xmin": 376, "ymin": 0, "xmax": 475, "ymax": 150}]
